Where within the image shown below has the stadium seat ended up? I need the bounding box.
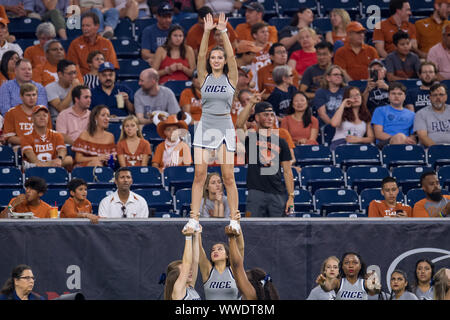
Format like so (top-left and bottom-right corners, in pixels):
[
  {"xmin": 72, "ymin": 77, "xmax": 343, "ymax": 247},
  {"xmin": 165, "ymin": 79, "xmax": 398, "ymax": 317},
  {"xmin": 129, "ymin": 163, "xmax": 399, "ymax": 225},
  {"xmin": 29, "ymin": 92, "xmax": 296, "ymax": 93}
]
[
  {"xmin": 398, "ymin": 79, "xmax": 422, "ymax": 90},
  {"xmin": 24, "ymin": 167, "xmax": 69, "ymax": 189},
  {"xmin": 406, "ymin": 188, "xmax": 450, "ymax": 208},
  {"xmin": 163, "ymin": 166, "xmax": 195, "ymax": 193},
  {"xmin": 258, "ymin": 0, "xmax": 278, "ymax": 18},
  {"xmin": 295, "ymin": 212, "xmax": 322, "ymax": 218},
  {"xmin": 300, "ymin": 165, "xmax": 345, "ymax": 193},
  {"xmin": 133, "ymin": 18, "xmax": 157, "ymax": 41},
  {"xmin": 134, "ymin": 188, "xmax": 174, "ymax": 214},
  {"xmin": 334, "ymin": 144, "xmax": 381, "ymax": 169},
  {"xmin": 321, "ymin": 124, "xmax": 335, "ymax": 146},
  {"xmin": 312, "ymin": 18, "xmax": 332, "ymax": 34},
  {"xmin": 268, "ymin": 17, "xmax": 291, "ymax": 31},
  {"xmin": 319, "ymin": 0, "xmax": 360, "ymax": 18},
  {"xmin": 163, "ymin": 80, "xmax": 191, "ymax": 99},
  {"xmin": 128, "ymin": 166, "xmax": 163, "ymax": 189},
  {"xmin": 174, "ymin": 188, "xmax": 191, "ymax": 216},
  {"xmin": 117, "ymin": 59, "xmax": 150, "ymax": 80},
  {"xmin": 278, "ymin": 0, "xmax": 318, "ymax": 16},
  {"xmin": 15, "ymin": 38, "xmax": 39, "ymax": 52},
  {"xmin": 86, "ymin": 189, "xmax": 114, "ymax": 213},
  {"xmin": 115, "ymin": 19, "xmax": 134, "ymax": 39},
  {"xmin": 346, "ymin": 165, "xmax": 390, "ymax": 192},
  {"xmin": 177, "ymin": 17, "xmax": 198, "ymax": 33},
  {"xmin": 0, "ymin": 145, "xmax": 16, "ymax": 167},
  {"xmin": 237, "ymin": 188, "xmax": 247, "ymax": 213},
  {"xmin": 361, "ymin": 0, "xmax": 390, "ymax": 18},
  {"xmin": 382, "ymin": 144, "xmax": 426, "ymax": 169},
  {"xmin": 293, "ymin": 189, "xmax": 314, "ymax": 213},
  {"xmin": 392, "ymin": 165, "xmax": 434, "ymax": 193},
  {"xmin": 153, "ymin": 212, "xmax": 180, "ymax": 218},
  {"xmin": 232, "ymin": 166, "xmax": 247, "ymax": 188},
  {"xmin": 71, "ymin": 167, "xmax": 115, "ymax": 189},
  {"xmin": 327, "ymin": 212, "xmax": 367, "ymax": 218},
  {"xmin": 141, "ymin": 123, "xmax": 160, "ymax": 141},
  {"xmin": 0, "ymin": 188, "xmax": 23, "ymax": 209},
  {"xmin": 410, "ymin": 0, "xmax": 434, "ymax": 16},
  {"xmin": 0, "ymin": 167, "xmax": 23, "ymax": 188},
  {"xmin": 360, "ymin": 188, "xmax": 405, "ymax": 213},
  {"xmin": 67, "ymin": 28, "xmax": 82, "ymax": 39},
  {"xmin": 9, "ymin": 17, "xmax": 40, "ymax": 38},
  {"xmin": 348, "ymin": 80, "xmax": 368, "ymax": 91},
  {"xmin": 111, "ymin": 39, "xmax": 141, "ymax": 59},
  {"xmin": 119, "ymin": 80, "xmax": 140, "ymax": 97},
  {"xmin": 227, "ymin": 17, "xmax": 246, "ymax": 29},
  {"xmin": 108, "ymin": 122, "xmax": 122, "ymax": 142},
  {"xmin": 427, "ymin": 144, "xmax": 450, "ymax": 169},
  {"xmin": 438, "ymin": 165, "xmax": 450, "ymax": 190},
  {"xmin": 314, "ymin": 188, "xmax": 360, "ymax": 216},
  {"xmin": 41, "ymin": 189, "xmax": 70, "ymax": 209},
  {"xmin": 294, "ymin": 145, "xmax": 332, "ymax": 166}
]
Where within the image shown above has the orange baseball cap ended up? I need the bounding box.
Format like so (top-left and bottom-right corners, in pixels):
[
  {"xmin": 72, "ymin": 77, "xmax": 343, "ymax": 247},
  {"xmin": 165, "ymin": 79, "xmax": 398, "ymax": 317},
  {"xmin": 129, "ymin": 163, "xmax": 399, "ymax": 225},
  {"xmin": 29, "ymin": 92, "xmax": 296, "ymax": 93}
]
[
  {"xmin": 32, "ymin": 105, "xmax": 49, "ymax": 114},
  {"xmin": 236, "ymin": 40, "xmax": 262, "ymax": 54},
  {"xmin": 0, "ymin": 18, "xmax": 8, "ymax": 26},
  {"xmin": 346, "ymin": 21, "xmax": 366, "ymax": 33}
]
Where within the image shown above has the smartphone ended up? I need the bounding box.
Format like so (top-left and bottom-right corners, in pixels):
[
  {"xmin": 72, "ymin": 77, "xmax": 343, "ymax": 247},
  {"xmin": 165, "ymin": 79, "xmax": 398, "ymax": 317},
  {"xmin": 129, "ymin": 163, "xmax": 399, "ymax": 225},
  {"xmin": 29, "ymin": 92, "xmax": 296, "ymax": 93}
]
[{"xmin": 370, "ymin": 69, "xmax": 378, "ymax": 81}]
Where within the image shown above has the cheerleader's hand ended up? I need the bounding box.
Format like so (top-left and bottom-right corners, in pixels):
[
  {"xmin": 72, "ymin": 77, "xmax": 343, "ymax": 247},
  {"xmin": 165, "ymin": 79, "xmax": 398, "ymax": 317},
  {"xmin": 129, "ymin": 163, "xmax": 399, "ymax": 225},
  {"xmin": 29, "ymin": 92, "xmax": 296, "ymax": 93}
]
[
  {"xmin": 216, "ymin": 12, "xmax": 228, "ymax": 32},
  {"xmin": 203, "ymin": 13, "xmax": 216, "ymax": 32}
]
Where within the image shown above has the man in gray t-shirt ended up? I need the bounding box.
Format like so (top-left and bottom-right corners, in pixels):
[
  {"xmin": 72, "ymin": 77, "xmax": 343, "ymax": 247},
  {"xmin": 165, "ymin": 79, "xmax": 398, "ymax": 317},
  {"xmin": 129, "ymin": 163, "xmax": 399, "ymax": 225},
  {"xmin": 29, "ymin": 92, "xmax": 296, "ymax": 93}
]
[
  {"xmin": 414, "ymin": 83, "xmax": 450, "ymax": 147},
  {"xmin": 134, "ymin": 68, "xmax": 180, "ymax": 125}
]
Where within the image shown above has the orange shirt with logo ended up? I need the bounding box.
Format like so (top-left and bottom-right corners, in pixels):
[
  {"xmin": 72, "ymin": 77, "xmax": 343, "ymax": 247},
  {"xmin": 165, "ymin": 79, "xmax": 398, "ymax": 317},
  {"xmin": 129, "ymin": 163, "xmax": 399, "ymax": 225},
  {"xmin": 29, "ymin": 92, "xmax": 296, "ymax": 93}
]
[
  {"xmin": 186, "ymin": 22, "xmax": 238, "ymax": 53},
  {"xmin": 373, "ymin": 16, "xmax": 417, "ymax": 54},
  {"xmin": 2, "ymin": 105, "xmax": 52, "ymax": 141},
  {"xmin": 60, "ymin": 197, "xmax": 93, "ymax": 218},
  {"xmin": 116, "ymin": 138, "xmax": 152, "ymax": 167},
  {"xmin": 32, "ymin": 61, "xmax": 83, "ymax": 87},
  {"xmin": 253, "ymin": 42, "xmax": 272, "ymax": 73},
  {"xmin": 334, "ymin": 43, "xmax": 379, "ymax": 80},
  {"xmin": 21, "ymin": 128, "xmax": 66, "ymax": 163},
  {"xmin": 24, "ymin": 44, "xmax": 47, "ymax": 68},
  {"xmin": 415, "ymin": 17, "xmax": 449, "ymax": 54},
  {"xmin": 368, "ymin": 200, "xmax": 412, "ymax": 217},
  {"xmin": 8, "ymin": 197, "xmax": 52, "ymax": 218},
  {"xmin": 179, "ymin": 87, "xmax": 202, "ymax": 122},
  {"xmin": 235, "ymin": 23, "xmax": 278, "ymax": 43}
]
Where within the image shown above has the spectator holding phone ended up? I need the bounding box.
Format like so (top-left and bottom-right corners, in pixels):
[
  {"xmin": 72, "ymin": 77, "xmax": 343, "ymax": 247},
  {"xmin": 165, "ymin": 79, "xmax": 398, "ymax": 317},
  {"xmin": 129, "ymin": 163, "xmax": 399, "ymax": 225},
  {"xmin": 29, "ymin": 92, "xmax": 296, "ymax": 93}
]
[{"xmin": 368, "ymin": 176, "xmax": 412, "ymax": 217}]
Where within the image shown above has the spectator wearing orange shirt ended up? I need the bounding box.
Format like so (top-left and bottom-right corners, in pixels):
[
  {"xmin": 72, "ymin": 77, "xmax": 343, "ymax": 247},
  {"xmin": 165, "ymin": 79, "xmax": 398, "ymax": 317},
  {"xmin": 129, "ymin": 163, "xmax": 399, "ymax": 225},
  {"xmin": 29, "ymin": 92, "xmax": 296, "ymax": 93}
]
[
  {"xmin": 413, "ymin": 171, "xmax": 450, "ymax": 218},
  {"xmin": 368, "ymin": 177, "xmax": 412, "ymax": 218},
  {"xmin": 251, "ymin": 22, "xmax": 273, "ymax": 75},
  {"xmin": 235, "ymin": 40, "xmax": 261, "ymax": 91},
  {"xmin": 415, "ymin": 0, "xmax": 450, "ymax": 58},
  {"xmin": 66, "ymin": 12, "xmax": 119, "ymax": 76},
  {"xmin": 117, "ymin": 115, "xmax": 152, "ymax": 167},
  {"xmin": 60, "ymin": 178, "xmax": 99, "ymax": 224},
  {"xmin": 334, "ymin": 21, "xmax": 379, "ymax": 81},
  {"xmin": 23, "ymin": 22, "xmax": 55, "ymax": 68},
  {"xmin": 0, "ymin": 50, "xmax": 18, "ymax": 85},
  {"xmin": 0, "ymin": 176, "xmax": 52, "ymax": 219},
  {"xmin": 21, "ymin": 105, "xmax": 73, "ymax": 170},
  {"xmin": 179, "ymin": 70, "xmax": 202, "ymax": 122},
  {"xmin": 235, "ymin": 2, "xmax": 277, "ymax": 43},
  {"xmin": 373, "ymin": 0, "xmax": 417, "ymax": 58}
]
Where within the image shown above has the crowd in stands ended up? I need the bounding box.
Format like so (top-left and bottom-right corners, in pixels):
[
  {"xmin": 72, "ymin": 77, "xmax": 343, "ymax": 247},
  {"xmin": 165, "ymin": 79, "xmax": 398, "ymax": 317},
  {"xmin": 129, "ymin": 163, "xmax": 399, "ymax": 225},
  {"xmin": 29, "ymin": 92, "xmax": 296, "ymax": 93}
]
[{"xmin": 0, "ymin": 0, "xmax": 449, "ymax": 219}]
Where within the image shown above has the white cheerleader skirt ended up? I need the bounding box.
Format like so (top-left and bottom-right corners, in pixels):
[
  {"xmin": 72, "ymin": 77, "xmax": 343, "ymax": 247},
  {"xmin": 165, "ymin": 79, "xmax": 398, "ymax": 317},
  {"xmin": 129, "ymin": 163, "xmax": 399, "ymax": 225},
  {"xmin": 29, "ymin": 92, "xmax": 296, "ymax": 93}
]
[{"xmin": 193, "ymin": 113, "xmax": 236, "ymax": 152}]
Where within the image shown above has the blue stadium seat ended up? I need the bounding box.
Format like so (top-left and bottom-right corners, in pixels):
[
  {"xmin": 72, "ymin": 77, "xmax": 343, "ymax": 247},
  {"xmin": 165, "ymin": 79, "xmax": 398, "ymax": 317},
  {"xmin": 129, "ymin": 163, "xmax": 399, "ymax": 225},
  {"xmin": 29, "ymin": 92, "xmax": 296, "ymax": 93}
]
[
  {"xmin": 382, "ymin": 144, "xmax": 426, "ymax": 169},
  {"xmin": 129, "ymin": 166, "xmax": 163, "ymax": 189},
  {"xmin": 111, "ymin": 39, "xmax": 141, "ymax": 59},
  {"xmin": 348, "ymin": 80, "xmax": 368, "ymax": 91},
  {"xmin": 406, "ymin": 188, "xmax": 449, "ymax": 208},
  {"xmin": 410, "ymin": 0, "xmax": 434, "ymax": 16},
  {"xmin": 86, "ymin": 189, "xmax": 114, "ymax": 212},
  {"xmin": 294, "ymin": 145, "xmax": 332, "ymax": 166},
  {"xmin": 259, "ymin": 0, "xmax": 278, "ymax": 18},
  {"xmin": 227, "ymin": 17, "xmax": 246, "ymax": 29},
  {"xmin": 312, "ymin": 18, "xmax": 332, "ymax": 34},
  {"xmin": 153, "ymin": 212, "xmax": 180, "ymax": 218},
  {"xmin": 177, "ymin": 18, "xmax": 198, "ymax": 33},
  {"xmin": 293, "ymin": 189, "xmax": 314, "ymax": 213},
  {"xmin": 268, "ymin": 17, "xmax": 291, "ymax": 31},
  {"xmin": 67, "ymin": 28, "xmax": 82, "ymax": 39},
  {"xmin": 24, "ymin": 167, "xmax": 69, "ymax": 189},
  {"xmin": 237, "ymin": 188, "xmax": 247, "ymax": 213},
  {"xmin": 15, "ymin": 38, "xmax": 39, "ymax": 52},
  {"xmin": 392, "ymin": 165, "xmax": 434, "ymax": 193},
  {"xmin": 278, "ymin": 0, "xmax": 318, "ymax": 16},
  {"xmin": 361, "ymin": 0, "xmax": 390, "ymax": 17},
  {"xmin": 0, "ymin": 145, "xmax": 16, "ymax": 166},
  {"xmin": 295, "ymin": 212, "xmax": 322, "ymax": 218},
  {"xmin": 9, "ymin": 18, "xmax": 40, "ymax": 38},
  {"xmin": 314, "ymin": 188, "xmax": 360, "ymax": 216},
  {"xmin": 398, "ymin": 79, "xmax": 422, "ymax": 90},
  {"xmin": 0, "ymin": 188, "xmax": 23, "ymax": 209},
  {"xmin": 115, "ymin": 19, "xmax": 134, "ymax": 39},
  {"xmin": 327, "ymin": 212, "xmax": 367, "ymax": 218},
  {"xmin": 334, "ymin": 144, "xmax": 381, "ymax": 169},
  {"xmin": 117, "ymin": 59, "xmax": 150, "ymax": 80},
  {"xmin": 300, "ymin": 165, "xmax": 345, "ymax": 193},
  {"xmin": 319, "ymin": 0, "xmax": 360, "ymax": 18},
  {"xmin": 427, "ymin": 144, "xmax": 450, "ymax": 169},
  {"xmin": 119, "ymin": 79, "xmax": 140, "ymax": 97},
  {"xmin": 71, "ymin": 167, "xmax": 115, "ymax": 189},
  {"xmin": 133, "ymin": 18, "xmax": 157, "ymax": 41},
  {"xmin": 346, "ymin": 165, "xmax": 390, "ymax": 192},
  {"xmin": 438, "ymin": 165, "xmax": 450, "ymax": 190},
  {"xmin": 163, "ymin": 166, "xmax": 195, "ymax": 193},
  {"xmin": 174, "ymin": 188, "xmax": 191, "ymax": 216},
  {"xmin": 41, "ymin": 189, "xmax": 70, "ymax": 209},
  {"xmin": 321, "ymin": 124, "xmax": 335, "ymax": 146},
  {"xmin": 360, "ymin": 188, "xmax": 405, "ymax": 213},
  {"xmin": 108, "ymin": 122, "xmax": 122, "ymax": 142},
  {"xmin": 134, "ymin": 188, "xmax": 174, "ymax": 213},
  {"xmin": 0, "ymin": 167, "xmax": 23, "ymax": 188},
  {"xmin": 163, "ymin": 80, "xmax": 191, "ymax": 99}
]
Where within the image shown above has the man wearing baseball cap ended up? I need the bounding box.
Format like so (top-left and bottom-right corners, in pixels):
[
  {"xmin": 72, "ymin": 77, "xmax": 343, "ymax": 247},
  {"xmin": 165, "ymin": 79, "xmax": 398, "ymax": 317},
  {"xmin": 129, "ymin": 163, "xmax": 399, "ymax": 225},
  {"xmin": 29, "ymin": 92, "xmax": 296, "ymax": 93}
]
[
  {"xmin": 334, "ymin": 21, "xmax": 379, "ymax": 80},
  {"xmin": 0, "ymin": 17, "xmax": 22, "ymax": 60},
  {"xmin": 90, "ymin": 62, "xmax": 134, "ymax": 116},
  {"xmin": 235, "ymin": 2, "xmax": 278, "ymax": 43},
  {"xmin": 21, "ymin": 104, "xmax": 73, "ymax": 170},
  {"xmin": 363, "ymin": 59, "xmax": 390, "ymax": 115},
  {"xmin": 235, "ymin": 40, "xmax": 261, "ymax": 89}
]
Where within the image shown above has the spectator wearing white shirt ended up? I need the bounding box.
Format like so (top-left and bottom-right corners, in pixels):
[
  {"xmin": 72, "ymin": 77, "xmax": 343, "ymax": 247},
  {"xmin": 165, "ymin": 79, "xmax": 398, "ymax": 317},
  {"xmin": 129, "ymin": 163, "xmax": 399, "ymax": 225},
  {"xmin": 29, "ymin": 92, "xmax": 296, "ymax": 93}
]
[
  {"xmin": 98, "ymin": 167, "xmax": 149, "ymax": 218},
  {"xmin": 0, "ymin": 17, "xmax": 22, "ymax": 61}
]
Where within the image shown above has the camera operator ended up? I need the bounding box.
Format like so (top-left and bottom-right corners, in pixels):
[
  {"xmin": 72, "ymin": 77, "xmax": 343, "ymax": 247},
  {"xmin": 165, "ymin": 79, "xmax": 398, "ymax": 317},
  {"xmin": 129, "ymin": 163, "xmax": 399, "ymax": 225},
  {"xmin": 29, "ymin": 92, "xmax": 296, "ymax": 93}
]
[{"xmin": 362, "ymin": 59, "xmax": 390, "ymax": 115}]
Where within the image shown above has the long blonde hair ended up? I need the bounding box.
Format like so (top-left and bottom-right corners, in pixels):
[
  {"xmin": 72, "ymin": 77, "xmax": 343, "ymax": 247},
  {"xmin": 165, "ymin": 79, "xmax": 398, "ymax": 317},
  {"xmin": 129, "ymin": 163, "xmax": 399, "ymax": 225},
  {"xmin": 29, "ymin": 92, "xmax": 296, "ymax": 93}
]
[
  {"xmin": 433, "ymin": 268, "xmax": 450, "ymax": 300},
  {"xmin": 331, "ymin": 9, "xmax": 351, "ymax": 32},
  {"xmin": 119, "ymin": 115, "xmax": 143, "ymax": 141}
]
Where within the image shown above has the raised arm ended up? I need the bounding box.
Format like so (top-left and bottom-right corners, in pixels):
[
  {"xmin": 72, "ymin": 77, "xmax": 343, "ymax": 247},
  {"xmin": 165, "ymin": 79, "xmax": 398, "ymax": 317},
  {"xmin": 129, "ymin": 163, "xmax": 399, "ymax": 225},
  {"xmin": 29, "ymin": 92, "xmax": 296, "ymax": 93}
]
[
  {"xmin": 216, "ymin": 13, "xmax": 238, "ymax": 88},
  {"xmin": 197, "ymin": 13, "xmax": 215, "ymax": 85},
  {"xmin": 171, "ymin": 227, "xmax": 195, "ymax": 300}
]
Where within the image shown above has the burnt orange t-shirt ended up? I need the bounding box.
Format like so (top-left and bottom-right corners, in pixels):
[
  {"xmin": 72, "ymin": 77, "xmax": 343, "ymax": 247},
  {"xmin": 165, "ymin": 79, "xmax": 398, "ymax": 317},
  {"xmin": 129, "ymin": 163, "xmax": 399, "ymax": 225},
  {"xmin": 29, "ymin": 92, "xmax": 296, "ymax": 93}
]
[
  {"xmin": 32, "ymin": 61, "xmax": 83, "ymax": 87},
  {"xmin": 8, "ymin": 197, "xmax": 52, "ymax": 218},
  {"xmin": 21, "ymin": 128, "xmax": 66, "ymax": 163},
  {"xmin": 24, "ymin": 44, "xmax": 47, "ymax": 68},
  {"xmin": 186, "ymin": 22, "xmax": 238, "ymax": 53},
  {"xmin": 373, "ymin": 16, "xmax": 417, "ymax": 54},
  {"xmin": 179, "ymin": 87, "xmax": 202, "ymax": 122},
  {"xmin": 415, "ymin": 17, "xmax": 449, "ymax": 54},
  {"xmin": 235, "ymin": 23, "xmax": 278, "ymax": 43},
  {"xmin": 116, "ymin": 138, "xmax": 152, "ymax": 167},
  {"xmin": 152, "ymin": 140, "xmax": 190, "ymax": 169},
  {"xmin": 412, "ymin": 194, "xmax": 450, "ymax": 217},
  {"xmin": 253, "ymin": 42, "xmax": 272, "ymax": 73},
  {"xmin": 368, "ymin": 200, "xmax": 412, "ymax": 217},
  {"xmin": 257, "ymin": 63, "xmax": 300, "ymax": 95},
  {"xmin": 2, "ymin": 105, "xmax": 52, "ymax": 141},
  {"xmin": 67, "ymin": 35, "xmax": 119, "ymax": 76},
  {"xmin": 0, "ymin": 71, "xmax": 14, "ymax": 86},
  {"xmin": 60, "ymin": 197, "xmax": 93, "ymax": 218},
  {"xmin": 334, "ymin": 43, "xmax": 379, "ymax": 80}
]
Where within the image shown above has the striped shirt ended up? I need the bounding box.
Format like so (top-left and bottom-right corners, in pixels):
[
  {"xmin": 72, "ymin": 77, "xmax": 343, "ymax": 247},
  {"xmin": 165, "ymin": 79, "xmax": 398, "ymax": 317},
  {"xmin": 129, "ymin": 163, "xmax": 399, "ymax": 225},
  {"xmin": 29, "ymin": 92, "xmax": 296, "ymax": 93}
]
[{"xmin": 0, "ymin": 80, "xmax": 48, "ymax": 116}]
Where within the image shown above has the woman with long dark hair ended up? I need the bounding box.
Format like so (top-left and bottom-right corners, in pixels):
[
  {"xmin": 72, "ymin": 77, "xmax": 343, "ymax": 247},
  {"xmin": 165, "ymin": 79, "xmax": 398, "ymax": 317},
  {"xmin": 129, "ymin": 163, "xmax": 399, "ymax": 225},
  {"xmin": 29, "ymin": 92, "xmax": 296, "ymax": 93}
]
[
  {"xmin": 0, "ymin": 264, "xmax": 44, "ymax": 300},
  {"xmin": 281, "ymin": 91, "xmax": 319, "ymax": 145},
  {"xmin": 153, "ymin": 24, "xmax": 196, "ymax": 84},
  {"xmin": 412, "ymin": 259, "xmax": 435, "ymax": 300},
  {"xmin": 0, "ymin": 50, "xmax": 18, "ymax": 85},
  {"xmin": 329, "ymin": 86, "xmax": 374, "ymax": 151},
  {"xmin": 389, "ymin": 269, "xmax": 419, "ymax": 300}
]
